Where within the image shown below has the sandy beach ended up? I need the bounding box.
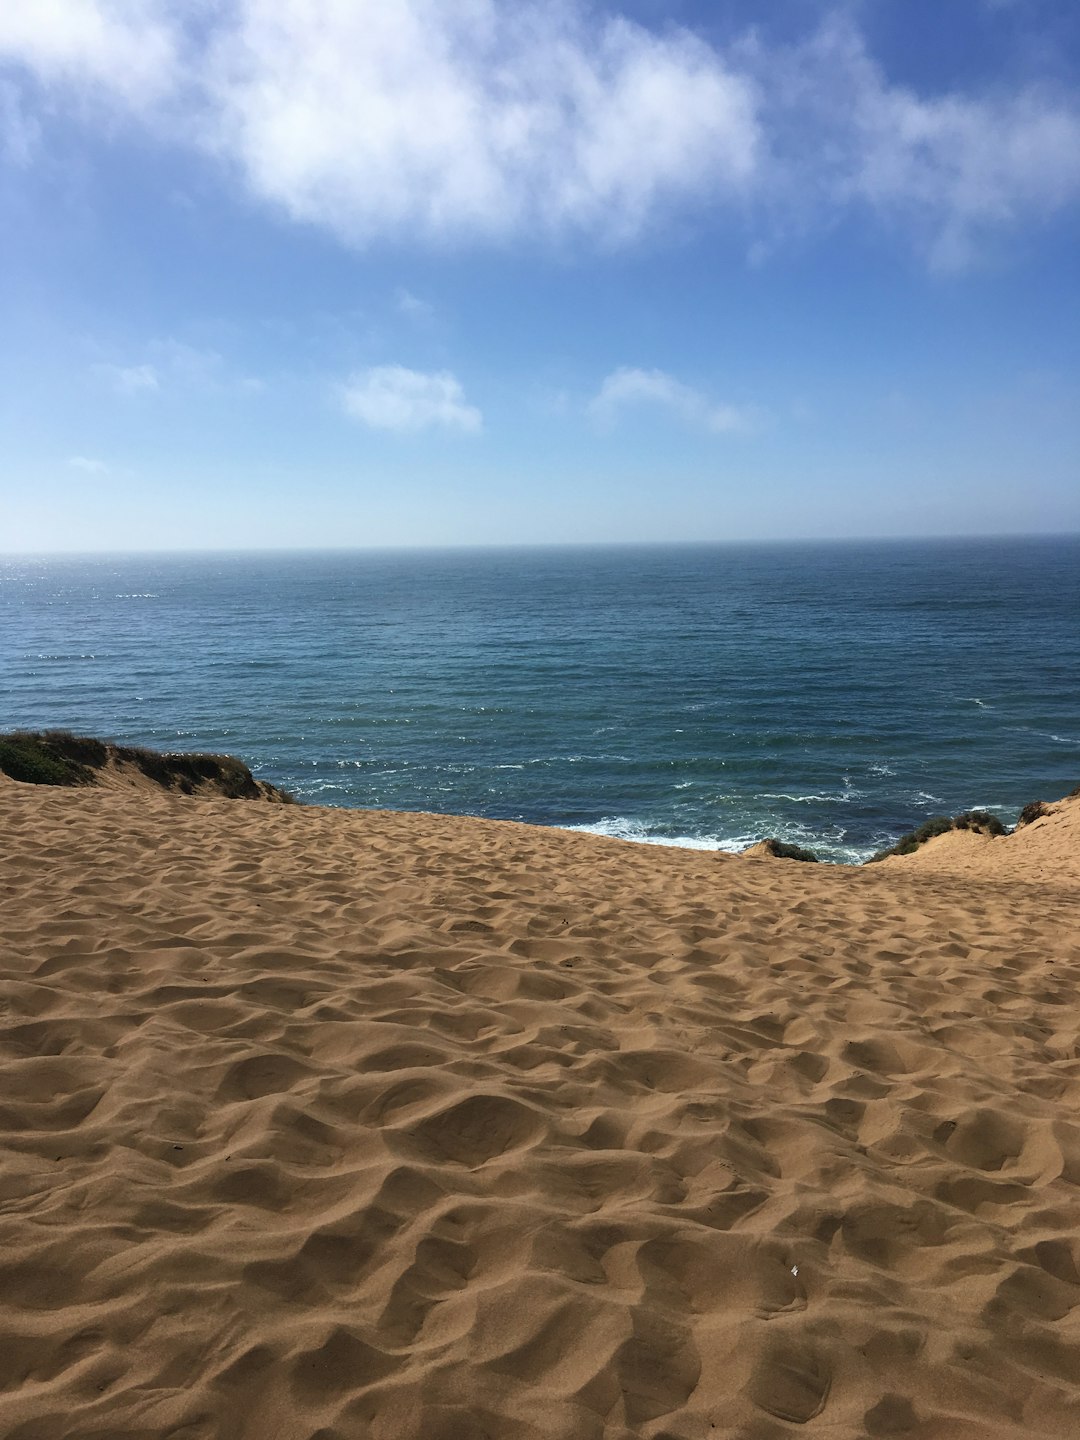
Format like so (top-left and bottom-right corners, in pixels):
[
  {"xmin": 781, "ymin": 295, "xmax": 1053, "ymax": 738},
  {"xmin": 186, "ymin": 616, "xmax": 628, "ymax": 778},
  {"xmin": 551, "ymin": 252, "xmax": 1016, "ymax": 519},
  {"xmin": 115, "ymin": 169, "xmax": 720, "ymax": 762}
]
[{"xmin": 2, "ymin": 771, "xmax": 1079, "ymax": 1440}]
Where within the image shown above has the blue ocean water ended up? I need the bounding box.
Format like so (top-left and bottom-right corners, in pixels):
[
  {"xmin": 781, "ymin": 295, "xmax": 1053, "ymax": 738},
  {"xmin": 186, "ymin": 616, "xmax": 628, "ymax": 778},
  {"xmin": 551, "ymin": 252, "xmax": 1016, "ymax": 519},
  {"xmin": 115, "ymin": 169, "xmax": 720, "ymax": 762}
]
[{"xmin": 2, "ymin": 538, "xmax": 1078, "ymax": 862}]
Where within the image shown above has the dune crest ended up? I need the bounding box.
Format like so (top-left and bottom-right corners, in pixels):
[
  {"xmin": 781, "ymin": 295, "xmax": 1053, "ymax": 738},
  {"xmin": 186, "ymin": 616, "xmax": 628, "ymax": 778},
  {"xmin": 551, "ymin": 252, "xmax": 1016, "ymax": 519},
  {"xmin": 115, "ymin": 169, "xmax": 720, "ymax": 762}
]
[{"xmin": 1, "ymin": 778, "xmax": 1079, "ymax": 1439}]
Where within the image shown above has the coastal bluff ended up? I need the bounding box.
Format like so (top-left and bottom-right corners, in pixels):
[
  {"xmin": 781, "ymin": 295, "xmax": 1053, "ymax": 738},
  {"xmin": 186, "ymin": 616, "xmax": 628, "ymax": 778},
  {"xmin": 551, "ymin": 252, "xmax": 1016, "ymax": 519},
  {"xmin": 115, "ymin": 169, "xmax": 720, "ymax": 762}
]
[{"xmin": 1, "ymin": 747, "xmax": 1079, "ymax": 1438}]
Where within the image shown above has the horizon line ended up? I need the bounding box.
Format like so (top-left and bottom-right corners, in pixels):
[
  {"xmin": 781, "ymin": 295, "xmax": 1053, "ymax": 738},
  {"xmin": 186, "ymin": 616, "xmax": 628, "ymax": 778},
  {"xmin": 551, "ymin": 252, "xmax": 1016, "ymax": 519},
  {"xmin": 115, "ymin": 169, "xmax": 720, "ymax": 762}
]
[{"xmin": 3, "ymin": 529, "xmax": 1079, "ymax": 560}]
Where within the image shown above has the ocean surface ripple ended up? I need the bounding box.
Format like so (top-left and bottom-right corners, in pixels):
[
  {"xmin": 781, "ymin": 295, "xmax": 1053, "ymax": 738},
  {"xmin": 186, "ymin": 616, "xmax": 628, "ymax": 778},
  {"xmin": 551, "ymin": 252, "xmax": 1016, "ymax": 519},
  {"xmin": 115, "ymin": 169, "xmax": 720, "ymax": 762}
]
[{"xmin": 2, "ymin": 537, "xmax": 1078, "ymax": 862}]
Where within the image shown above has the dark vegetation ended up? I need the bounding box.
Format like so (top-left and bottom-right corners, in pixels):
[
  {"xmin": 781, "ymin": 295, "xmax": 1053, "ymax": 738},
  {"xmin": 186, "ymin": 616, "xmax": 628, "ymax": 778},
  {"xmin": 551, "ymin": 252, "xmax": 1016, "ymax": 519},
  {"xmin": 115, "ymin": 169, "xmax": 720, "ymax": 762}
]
[
  {"xmin": 0, "ymin": 731, "xmax": 295, "ymax": 802},
  {"xmin": 952, "ymin": 810, "xmax": 1008, "ymax": 835},
  {"xmin": 758, "ymin": 838, "xmax": 819, "ymax": 863},
  {"xmin": 1016, "ymin": 800, "xmax": 1050, "ymax": 828},
  {"xmin": 0, "ymin": 731, "xmax": 102, "ymax": 786},
  {"xmin": 124, "ymin": 745, "xmax": 266, "ymax": 799},
  {"xmin": 869, "ymin": 809, "xmax": 1008, "ymax": 863}
]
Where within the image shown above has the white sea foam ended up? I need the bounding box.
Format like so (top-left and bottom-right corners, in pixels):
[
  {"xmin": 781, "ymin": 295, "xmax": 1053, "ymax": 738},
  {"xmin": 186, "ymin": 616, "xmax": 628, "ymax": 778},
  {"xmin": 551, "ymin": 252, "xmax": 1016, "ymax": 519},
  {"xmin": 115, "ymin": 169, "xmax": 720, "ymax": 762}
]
[
  {"xmin": 562, "ymin": 817, "xmax": 744, "ymax": 851},
  {"xmin": 562, "ymin": 817, "xmax": 873, "ymax": 864},
  {"xmin": 758, "ymin": 790, "xmax": 863, "ymax": 805},
  {"xmin": 1008, "ymin": 724, "xmax": 1079, "ymax": 746}
]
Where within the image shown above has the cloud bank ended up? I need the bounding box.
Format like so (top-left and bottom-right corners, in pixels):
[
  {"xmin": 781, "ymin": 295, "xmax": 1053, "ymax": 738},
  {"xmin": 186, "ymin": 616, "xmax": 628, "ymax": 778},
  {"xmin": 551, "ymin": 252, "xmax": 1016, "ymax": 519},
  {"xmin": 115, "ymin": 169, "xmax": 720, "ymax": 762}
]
[{"xmin": 2, "ymin": 2, "xmax": 1078, "ymax": 265}]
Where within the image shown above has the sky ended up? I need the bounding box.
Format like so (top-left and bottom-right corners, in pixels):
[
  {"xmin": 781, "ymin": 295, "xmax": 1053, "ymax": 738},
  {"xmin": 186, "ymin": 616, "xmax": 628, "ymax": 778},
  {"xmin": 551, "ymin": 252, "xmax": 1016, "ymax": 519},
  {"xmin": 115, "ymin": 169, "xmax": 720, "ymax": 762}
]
[{"xmin": 1, "ymin": 0, "xmax": 1079, "ymax": 551}]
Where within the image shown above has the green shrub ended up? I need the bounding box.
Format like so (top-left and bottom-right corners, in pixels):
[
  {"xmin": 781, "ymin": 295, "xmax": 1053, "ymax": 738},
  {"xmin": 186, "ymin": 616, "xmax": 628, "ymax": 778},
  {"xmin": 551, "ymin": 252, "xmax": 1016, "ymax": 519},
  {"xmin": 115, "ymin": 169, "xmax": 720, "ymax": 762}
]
[
  {"xmin": 126, "ymin": 745, "xmax": 175, "ymax": 788},
  {"xmin": 0, "ymin": 733, "xmax": 94, "ymax": 786},
  {"xmin": 1, "ymin": 730, "xmax": 296, "ymax": 802},
  {"xmin": 118, "ymin": 744, "xmax": 263, "ymax": 798},
  {"xmin": 763, "ymin": 838, "xmax": 819, "ymax": 862},
  {"xmin": 40, "ymin": 731, "xmax": 109, "ymax": 768},
  {"xmin": 953, "ymin": 810, "xmax": 1007, "ymax": 836},
  {"xmin": 1017, "ymin": 800, "xmax": 1049, "ymax": 827},
  {"xmin": 869, "ymin": 808, "xmax": 1007, "ymax": 862}
]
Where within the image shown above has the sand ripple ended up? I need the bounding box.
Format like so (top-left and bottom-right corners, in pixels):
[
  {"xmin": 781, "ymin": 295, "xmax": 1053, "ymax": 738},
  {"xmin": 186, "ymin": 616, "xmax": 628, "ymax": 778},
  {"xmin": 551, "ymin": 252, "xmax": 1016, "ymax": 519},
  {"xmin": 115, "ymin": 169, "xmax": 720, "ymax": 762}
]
[{"xmin": 1, "ymin": 781, "xmax": 1080, "ymax": 1438}]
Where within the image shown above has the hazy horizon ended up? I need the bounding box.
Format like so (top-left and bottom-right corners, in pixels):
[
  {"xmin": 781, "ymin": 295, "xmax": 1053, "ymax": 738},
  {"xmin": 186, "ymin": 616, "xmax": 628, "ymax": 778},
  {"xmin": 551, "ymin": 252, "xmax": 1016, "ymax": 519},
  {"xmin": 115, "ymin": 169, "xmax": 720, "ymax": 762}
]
[{"xmin": 5, "ymin": 530, "xmax": 1080, "ymax": 561}]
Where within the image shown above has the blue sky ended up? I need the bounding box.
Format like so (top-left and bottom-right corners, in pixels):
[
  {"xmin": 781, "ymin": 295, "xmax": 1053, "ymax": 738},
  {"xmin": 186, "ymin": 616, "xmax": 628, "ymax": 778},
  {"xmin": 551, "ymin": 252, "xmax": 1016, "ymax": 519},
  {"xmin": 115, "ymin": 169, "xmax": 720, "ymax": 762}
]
[{"xmin": 2, "ymin": 0, "xmax": 1078, "ymax": 550}]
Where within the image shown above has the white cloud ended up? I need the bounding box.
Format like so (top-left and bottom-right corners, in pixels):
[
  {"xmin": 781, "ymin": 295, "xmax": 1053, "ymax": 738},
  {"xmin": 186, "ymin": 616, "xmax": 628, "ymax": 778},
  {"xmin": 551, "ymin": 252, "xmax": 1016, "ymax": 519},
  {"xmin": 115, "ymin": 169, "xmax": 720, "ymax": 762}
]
[
  {"xmin": 339, "ymin": 365, "xmax": 482, "ymax": 433},
  {"xmin": 92, "ymin": 341, "xmax": 261, "ymax": 396},
  {"xmin": 1, "ymin": 4, "xmax": 1078, "ymax": 265},
  {"xmin": 753, "ymin": 17, "xmax": 1080, "ymax": 269},
  {"xmin": 0, "ymin": 0, "xmax": 758, "ymax": 245},
  {"xmin": 96, "ymin": 362, "xmax": 160, "ymax": 395},
  {"xmin": 0, "ymin": 0, "xmax": 177, "ymax": 108},
  {"xmin": 68, "ymin": 454, "xmax": 109, "ymax": 474},
  {"xmin": 198, "ymin": 1, "xmax": 759, "ymax": 247},
  {"xmin": 590, "ymin": 367, "xmax": 753, "ymax": 434}
]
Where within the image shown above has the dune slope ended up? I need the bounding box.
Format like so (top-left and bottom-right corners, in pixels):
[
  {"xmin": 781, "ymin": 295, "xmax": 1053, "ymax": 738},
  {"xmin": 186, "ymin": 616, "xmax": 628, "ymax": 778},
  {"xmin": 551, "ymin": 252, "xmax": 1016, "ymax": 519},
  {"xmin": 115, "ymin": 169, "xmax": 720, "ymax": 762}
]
[
  {"xmin": 881, "ymin": 789, "xmax": 1080, "ymax": 887},
  {"xmin": 1, "ymin": 778, "xmax": 1079, "ymax": 1439}
]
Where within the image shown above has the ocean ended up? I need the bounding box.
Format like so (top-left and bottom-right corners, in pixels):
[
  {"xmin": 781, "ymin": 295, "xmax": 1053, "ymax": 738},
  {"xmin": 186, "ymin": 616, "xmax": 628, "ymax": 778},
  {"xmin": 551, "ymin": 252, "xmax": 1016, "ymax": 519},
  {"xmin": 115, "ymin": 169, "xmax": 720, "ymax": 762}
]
[{"xmin": 2, "ymin": 537, "xmax": 1078, "ymax": 862}]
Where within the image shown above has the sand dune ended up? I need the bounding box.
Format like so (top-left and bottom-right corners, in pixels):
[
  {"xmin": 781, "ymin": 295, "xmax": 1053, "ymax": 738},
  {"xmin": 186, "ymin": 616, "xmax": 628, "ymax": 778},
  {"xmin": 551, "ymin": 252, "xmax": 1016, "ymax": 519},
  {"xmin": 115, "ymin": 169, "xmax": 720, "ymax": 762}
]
[
  {"xmin": 2, "ymin": 775, "xmax": 1079, "ymax": 1439},
  {"xmin": 880, "ymin": 789, "xmax": 1080, "ymax": 887}
]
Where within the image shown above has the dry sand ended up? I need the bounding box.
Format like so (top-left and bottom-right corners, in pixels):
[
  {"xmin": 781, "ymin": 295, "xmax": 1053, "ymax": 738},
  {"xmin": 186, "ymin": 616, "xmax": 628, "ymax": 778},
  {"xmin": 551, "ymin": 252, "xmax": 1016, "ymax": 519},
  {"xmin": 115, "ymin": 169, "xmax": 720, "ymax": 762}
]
[{"xmin": 1, "ymin": 774, "xmax": 1079, "ymax": 1440}]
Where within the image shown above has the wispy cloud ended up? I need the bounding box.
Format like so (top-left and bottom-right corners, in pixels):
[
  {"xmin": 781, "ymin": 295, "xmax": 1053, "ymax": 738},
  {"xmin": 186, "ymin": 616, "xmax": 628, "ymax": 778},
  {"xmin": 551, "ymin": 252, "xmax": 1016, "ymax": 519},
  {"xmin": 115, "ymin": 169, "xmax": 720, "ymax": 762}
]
[
  {"xmin": 147, "ymin": 338, "xmax": 263, "ymax": 393},
  {"xmin": 339, "ymin": 365, "xmax": 482, "ymax": 434},
  {"xmin": 0, "ymin": 79, "xmax": 39, "ymax": 165},
  {"xmin": 756, "ymin": 16, "xmax": 1080, "ymax": 271},
  {"xmin": 96, "ymin": 362, "xmax": 160, "ymax": 396},
  {"xmin": 2, "ymin": 4, "xmax": 1078, "ymax": 266},
  {"xmin": 395, "ymin": 288, "xmax": 435, "ymax": 323},
  {"xmin": 590, "ymin": 367, "xmax": 755, "ymax": 434},
  {"xmin": 92, "ymin": 341, "xmax": 261, "ymax": 396},
  {"xmin": 68, "ymin": 454, "xmax": 109, "ymax": 474}
]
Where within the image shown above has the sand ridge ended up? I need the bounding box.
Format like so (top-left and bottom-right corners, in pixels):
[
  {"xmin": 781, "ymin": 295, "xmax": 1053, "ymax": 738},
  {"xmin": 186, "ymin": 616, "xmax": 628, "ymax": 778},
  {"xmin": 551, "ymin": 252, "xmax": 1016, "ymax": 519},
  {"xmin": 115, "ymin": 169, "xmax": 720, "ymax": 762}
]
[{"xmin": 1, "ymin": 779, "xmax": 1079, "ymax": 1439}]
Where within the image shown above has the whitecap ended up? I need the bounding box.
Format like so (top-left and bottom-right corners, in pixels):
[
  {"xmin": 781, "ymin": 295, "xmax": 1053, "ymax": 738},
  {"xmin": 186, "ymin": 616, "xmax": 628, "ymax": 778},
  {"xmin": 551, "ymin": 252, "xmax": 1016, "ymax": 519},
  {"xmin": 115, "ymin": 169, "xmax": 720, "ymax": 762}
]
[
  {"xmin": 1007, "ymin": 725, "xmax": 1079, "ymax": 746},
  {"xmin": 561, "ymin": 817, "xmax": 737, "ymax": 851},
  {"xmin": 758, "ymin": 790, "xmax": 862, "ymax": 805}
]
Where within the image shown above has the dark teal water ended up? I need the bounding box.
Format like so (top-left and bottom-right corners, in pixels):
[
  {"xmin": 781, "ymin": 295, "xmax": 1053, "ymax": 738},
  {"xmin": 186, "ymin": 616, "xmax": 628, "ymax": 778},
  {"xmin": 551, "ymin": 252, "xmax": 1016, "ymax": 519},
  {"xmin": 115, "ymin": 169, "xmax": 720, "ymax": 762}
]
[{"xmin": 2, "ymin": 539, "xmax": 1078, "ymax": 861}]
